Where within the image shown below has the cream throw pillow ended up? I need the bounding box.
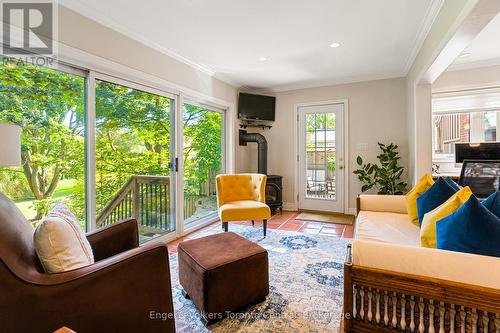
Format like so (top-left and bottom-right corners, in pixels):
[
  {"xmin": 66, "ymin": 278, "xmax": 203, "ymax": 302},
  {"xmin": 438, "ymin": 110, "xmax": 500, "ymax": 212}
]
[{"xmin": 34, "ymin": 203, "xmax": 94, "ymax": 273}]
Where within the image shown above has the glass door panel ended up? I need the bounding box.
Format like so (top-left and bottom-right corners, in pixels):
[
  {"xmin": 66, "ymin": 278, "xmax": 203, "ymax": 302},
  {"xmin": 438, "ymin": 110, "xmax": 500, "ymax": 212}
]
[
  {"xmin": 298, "ymin": 103, "xmax": 344, "ymax": 213},
  {"xmin": 306, "ymin": 112, "xmax": 336, "ymax": 200},
  {"xmin": 95, "ymin": 79, "xmax": 175, "ymax": 242},
  {"xmin": 183, "ymin": 103, "xmax": 224, "ymax": 226},
  {"xmin": 0, "ymin": 59, "xmax": 88, "ymax": 230}
]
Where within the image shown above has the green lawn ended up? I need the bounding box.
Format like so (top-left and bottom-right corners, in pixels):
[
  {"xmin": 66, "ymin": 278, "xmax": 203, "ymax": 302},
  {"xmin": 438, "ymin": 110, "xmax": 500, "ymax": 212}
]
[{"xmin": 14, "ymin": 179, "xmax": 77, "ymax": 220}]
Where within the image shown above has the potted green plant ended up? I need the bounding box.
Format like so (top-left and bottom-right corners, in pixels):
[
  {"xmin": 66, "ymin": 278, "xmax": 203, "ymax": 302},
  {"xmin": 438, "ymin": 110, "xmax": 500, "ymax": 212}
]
[{"xmin": 353, "ymin": 142, "xmax": 407, "ymax": 195}]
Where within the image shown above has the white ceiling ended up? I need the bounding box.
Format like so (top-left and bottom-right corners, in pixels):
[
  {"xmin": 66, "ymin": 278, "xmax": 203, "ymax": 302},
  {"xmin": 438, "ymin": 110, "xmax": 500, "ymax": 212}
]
[
  {"xmin": 450, "ymin": 12, "xmax": 500, "ymax": 71},
  {"xmin": 61, "ymin": 0, "xmax": 441, "ymax": 91}
]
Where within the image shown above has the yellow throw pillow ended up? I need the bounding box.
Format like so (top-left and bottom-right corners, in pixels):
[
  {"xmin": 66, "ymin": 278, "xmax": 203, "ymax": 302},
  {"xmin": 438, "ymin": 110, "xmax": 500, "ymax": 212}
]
[
  {"xmin": 406, "ymin": 174, "xmax": 434, "ymax": 226},
  {"xmin": 420, "ymin": 186, "xmax": 472, "ymax": 248}
]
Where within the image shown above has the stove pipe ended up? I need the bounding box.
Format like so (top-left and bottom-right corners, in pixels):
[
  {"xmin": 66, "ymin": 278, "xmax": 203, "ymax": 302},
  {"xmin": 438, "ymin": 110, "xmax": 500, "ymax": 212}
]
[{"xmin": 239, "ymin": 130, "xmax": 268, "ymax": 175}]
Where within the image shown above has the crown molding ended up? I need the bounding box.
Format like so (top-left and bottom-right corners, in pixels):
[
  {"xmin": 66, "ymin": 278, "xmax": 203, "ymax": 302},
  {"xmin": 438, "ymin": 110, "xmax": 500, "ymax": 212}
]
[
  {"xmin": 446, "ymin": 57, "xmax": 500, "ymax": 72},
  {"xmin": 263, "ymin": 72, "xmax": 405, "ymax": 93},
  {"xmin": 403, "ymin": 0, "xmax": 445, "ymax": 74}
]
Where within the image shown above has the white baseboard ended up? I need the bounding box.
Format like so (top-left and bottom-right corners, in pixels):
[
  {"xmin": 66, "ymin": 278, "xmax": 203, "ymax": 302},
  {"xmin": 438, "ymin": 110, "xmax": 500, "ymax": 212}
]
[{"xmin": 283, "ymin": 202, "xmax": 298, "ymax": 211}]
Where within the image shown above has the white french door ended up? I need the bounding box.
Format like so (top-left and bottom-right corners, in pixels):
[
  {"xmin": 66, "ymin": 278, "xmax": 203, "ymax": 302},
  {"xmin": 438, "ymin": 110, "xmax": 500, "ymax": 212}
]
[{"xmin": 298, "ymin": 103, "xmax": 345, "ymax": 213}]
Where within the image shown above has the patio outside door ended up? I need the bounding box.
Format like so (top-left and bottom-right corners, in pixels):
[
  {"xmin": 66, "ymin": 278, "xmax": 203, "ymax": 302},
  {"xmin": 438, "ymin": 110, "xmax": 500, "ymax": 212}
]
[{"xmin": 298, "ymin": 103, "xmax": 345, "ymax": 212}]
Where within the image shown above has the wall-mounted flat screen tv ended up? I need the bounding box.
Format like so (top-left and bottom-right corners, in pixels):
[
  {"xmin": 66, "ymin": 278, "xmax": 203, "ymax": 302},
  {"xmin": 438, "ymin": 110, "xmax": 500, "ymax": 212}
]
[
  {"xmin": 238, "ymin": 93, "xmax": 276, "ymax": 121},
  {"xmin": 455, "ymin": 142, "xmax": 500, "ymax": 163}
]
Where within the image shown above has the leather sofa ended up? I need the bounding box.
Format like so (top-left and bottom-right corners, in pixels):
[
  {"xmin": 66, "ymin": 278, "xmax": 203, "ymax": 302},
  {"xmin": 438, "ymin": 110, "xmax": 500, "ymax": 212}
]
[{"xmin": 0, "ymin": 192, "xmax": 175, "ymax": 333}]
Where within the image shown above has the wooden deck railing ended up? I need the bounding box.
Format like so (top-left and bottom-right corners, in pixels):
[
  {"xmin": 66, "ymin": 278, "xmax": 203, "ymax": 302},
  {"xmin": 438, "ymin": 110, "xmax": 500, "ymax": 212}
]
[
  {"xmin": 96, "ymin": 175, "xmax": 173, "ymax": 230},
  {"xmin": 96, "ymin": 174, "xmax": 217, "ymax": 230}
]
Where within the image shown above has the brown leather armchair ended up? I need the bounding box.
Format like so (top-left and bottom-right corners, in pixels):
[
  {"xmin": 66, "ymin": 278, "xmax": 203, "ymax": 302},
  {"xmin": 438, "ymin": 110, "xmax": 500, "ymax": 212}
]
[{"xmin": 0, "ymin": 192, "xmax": 175, "ymax": 333}]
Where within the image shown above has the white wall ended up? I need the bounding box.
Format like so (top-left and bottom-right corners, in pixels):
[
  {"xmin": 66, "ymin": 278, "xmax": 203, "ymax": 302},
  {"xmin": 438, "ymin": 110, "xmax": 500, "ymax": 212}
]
[
  {"xmin": 433, "ymin": 65, "xmax": 500, "ymax": 92},
  {"xmin": 241, "ymin": 78, "xmax": 408, "ymax": 211}
]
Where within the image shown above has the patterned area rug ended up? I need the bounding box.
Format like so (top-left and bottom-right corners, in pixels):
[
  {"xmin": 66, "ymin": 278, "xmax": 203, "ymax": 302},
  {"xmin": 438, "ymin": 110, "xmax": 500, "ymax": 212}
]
[{"xmin": 170, "ymin": 225, "xmax": 349, "ymax": 332}]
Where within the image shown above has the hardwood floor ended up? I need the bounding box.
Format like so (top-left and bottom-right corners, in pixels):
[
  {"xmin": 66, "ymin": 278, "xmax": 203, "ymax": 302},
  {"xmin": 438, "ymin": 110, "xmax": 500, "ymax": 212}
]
[{"xmin": 167, "ymin": 211, "xmax": 355, "ymax": 254}]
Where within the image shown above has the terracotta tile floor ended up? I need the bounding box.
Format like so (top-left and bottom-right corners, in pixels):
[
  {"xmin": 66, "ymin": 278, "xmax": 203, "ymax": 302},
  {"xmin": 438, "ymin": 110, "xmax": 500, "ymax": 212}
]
[{"xmin": 167, "ymin": 211, "xmax": 355, "ymax": 254}]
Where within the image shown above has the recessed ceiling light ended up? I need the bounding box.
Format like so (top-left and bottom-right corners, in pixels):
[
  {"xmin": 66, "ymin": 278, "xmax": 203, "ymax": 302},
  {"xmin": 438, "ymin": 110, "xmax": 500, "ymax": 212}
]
[
  {"xmin": 330, "ymin": 42, "xmax": 341, "ymax": 48},
  {"xmin": 460, "ymin": 53, "xmax": 471, "ymax": 58},
  {"xmin": 259, "ymin": 57, "xmax": 267, "ymax": 61}
]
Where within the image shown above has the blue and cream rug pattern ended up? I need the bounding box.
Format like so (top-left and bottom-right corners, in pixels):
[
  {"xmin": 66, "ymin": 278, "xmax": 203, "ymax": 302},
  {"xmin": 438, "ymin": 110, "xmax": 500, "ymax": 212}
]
[{"xmin": 169, "ymin": 225, "xmax": 349, "ymax": 332}]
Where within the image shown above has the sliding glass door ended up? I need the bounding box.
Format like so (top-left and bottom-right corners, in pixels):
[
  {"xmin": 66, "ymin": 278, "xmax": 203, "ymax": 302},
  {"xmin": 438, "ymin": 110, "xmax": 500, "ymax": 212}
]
[
  {"xmin": 0, "ymin": 57, "xmax": 227, "ymax": 241},
  {"xmin": 183, "ymin": 103, "xmax": 225, "ymax": 227},
  {"xmin": 94, "ymin": 77, "xmax": 176, "ymax": 242}
]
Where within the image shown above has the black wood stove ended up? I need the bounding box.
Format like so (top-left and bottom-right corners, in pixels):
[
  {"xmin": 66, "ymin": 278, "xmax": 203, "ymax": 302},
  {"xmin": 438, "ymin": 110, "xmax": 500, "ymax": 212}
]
[{"xmin": 239, "ymin": 130, "xmax": 283, "ymax": 214}]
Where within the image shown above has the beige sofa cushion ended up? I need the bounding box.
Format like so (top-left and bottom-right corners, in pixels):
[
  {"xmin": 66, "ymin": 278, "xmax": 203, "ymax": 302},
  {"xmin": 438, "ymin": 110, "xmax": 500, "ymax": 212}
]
[
  {"xmin": 358, "ymin": 195, "xmax": 407, "ymax": 214},
  {"xmin": 352, "ymin": 239, "xmax": 500, "ymax": 289},
  {"xmin": 34, "ymin": 204, "xmax": 94, "ymax": 273},
  {"xmin": 356, "ymin": 211, "xmax": 420, "ymax": 246}
]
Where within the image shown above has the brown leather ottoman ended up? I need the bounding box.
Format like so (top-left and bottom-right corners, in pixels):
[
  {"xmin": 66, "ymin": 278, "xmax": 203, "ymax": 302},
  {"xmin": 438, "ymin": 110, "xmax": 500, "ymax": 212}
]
[{"xmin": 178, "ymin": 232, "xmax": 269, "ymax": 325}]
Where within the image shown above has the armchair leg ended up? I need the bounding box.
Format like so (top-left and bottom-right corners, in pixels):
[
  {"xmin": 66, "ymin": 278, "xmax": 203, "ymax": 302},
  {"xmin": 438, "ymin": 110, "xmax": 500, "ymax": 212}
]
[
  {"xmin": 223, "ymin": 222, "xmax": 228, "ymax": 232},
  {"xmin": 263, "ymin": 219, "xmax": 267, "ymax": 237},
  {"xmin": 251, "ymin": 220, "xmax": 254, "ymax": 226}
]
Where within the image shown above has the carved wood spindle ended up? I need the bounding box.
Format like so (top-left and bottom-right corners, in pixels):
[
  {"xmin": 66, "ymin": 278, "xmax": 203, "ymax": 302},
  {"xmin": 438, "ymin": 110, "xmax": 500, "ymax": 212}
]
[
  {"xmin": 396, "ymin": 293, "xmax": 402, "ymax": 330},
  {"xmin": 371, "ymin": 288, "xmax": 378, "ymax": 325},
  {"xmin": 487, "ymin": 312, "xmax": 496, "ymax": 333},
  {"xmin": 455, "ymin": 305, "xmax": 463, "ymax": 333},
  {"xmin": 355, "ymin": 285, "xmax": 361, "ymax": 320},
  {"xmin": 363, "ymin": 287, "xmax": 369, "ymax": 322},
  {"xmin": 405, "ymin": 295, "xmax": 412, "ymax": 333},
  {"xmin": 383, "ymin": 292, "xmax": 389, "ymax": 326},
  {"xmin": 423, "ymin": 299, "xmax": 430, "ymax": 333},
  {"xmin": 376, "ymin": 293, "xmax": 382, "ymax": 325},
  {"xmin": 464, "ymin": 307, "xmax": 473, "ymax": 333},
  {"xmin": 414, "ymin": 297, "xmax": 421, "ymax": 333},
  {"xmin": 444, "ymin": 303, "xmax": 451, "ymax": 333},
  {"xmin": 477, "ymin": 309, "xmax": 485, "ymax": 333},
  {"xmin": 433, "ymin": 300, "xmax": 441, "ymax": 333},
  {"xmin": 387, "ymin": 291, "xmax": 394, "ymax": 328}
]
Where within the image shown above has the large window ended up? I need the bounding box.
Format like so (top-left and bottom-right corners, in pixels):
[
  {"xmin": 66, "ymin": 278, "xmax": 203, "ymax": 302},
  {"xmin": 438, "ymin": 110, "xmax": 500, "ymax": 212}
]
[
  {"xmin": 183, "ymin": 103, "xmax": 224, "ymax": 225},
  {"xmin": 432, "ymin": 91, "xmax": 500, "ymax": 173},
  {"xmin": 433, "ymin": 111, "xmax": 499, "ymax": 156},
  {"xmin": 0, "ymin": 57, "xmax": 227, "ymax": 240},
  {"xmin": 0, "ymin": 59, "xmax": 87, "ymax": 229}
]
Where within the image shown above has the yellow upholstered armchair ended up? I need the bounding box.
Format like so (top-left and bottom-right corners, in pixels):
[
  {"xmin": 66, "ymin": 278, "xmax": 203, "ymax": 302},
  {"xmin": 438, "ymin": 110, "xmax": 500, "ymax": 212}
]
[{"xmin": 216, "ymin": 173, "xmax": 271, "ymax": 236}]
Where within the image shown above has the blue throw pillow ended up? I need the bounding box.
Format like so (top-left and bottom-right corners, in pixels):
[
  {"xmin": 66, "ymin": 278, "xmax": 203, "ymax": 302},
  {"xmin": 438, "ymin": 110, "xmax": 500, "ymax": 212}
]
[
  {"xmin": 481, "ymin": 191, "xmax": 500, "ymax": 219},
  {"xmin": 416, "ymin": 177, "xmax": 458, "ymax": 225},
  {"xmin": 444, "ymin": 177, "xmax": 460, "ymax": 191},
  {"xmin": 436, "ymin": 195, "xmax": 500, "ymax": 257}
]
